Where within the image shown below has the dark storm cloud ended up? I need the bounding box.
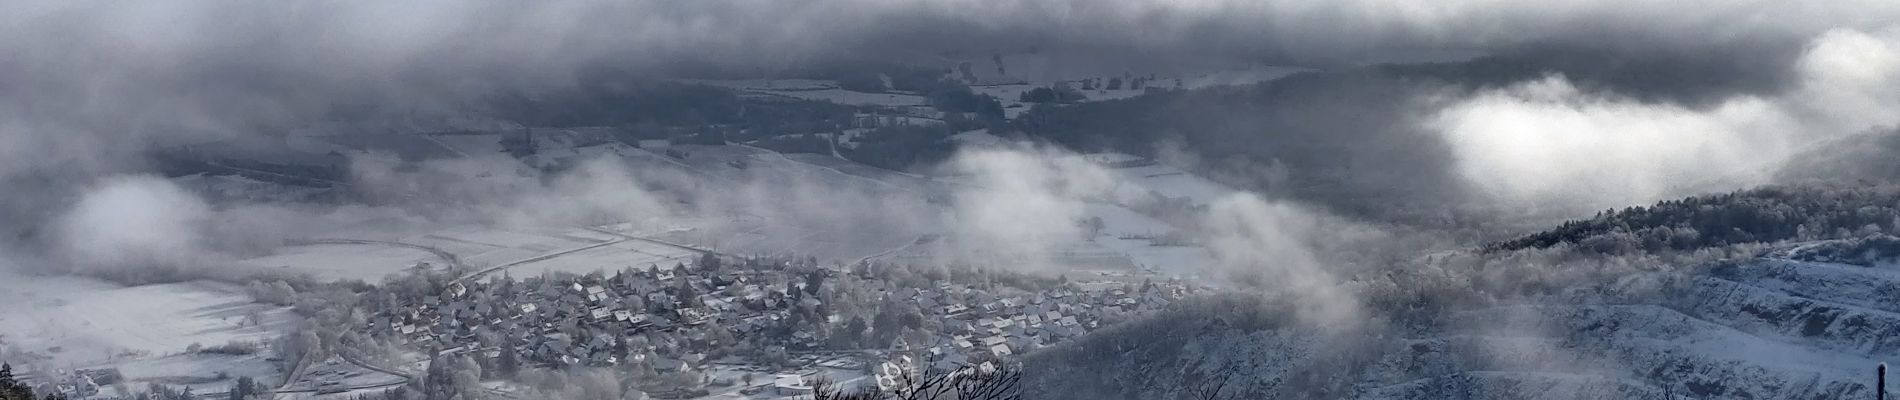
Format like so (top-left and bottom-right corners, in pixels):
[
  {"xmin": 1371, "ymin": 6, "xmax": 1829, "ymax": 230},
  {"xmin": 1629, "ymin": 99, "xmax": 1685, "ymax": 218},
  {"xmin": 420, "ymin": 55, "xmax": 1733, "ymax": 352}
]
[{"xmin": 1, "ymin": 0, "xmax": 1897, "ymax": 251}]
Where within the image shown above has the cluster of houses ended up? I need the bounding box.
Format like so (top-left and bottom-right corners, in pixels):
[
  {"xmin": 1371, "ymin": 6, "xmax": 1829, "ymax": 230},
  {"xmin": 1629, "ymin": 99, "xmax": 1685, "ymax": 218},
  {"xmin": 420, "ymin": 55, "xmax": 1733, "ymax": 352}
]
[
  {"xmin": 16, "ymin": 368, "xmax": 118, "ymax": 399},
  {"xmin": 368, "ymin": 264, "xmax": 803, "ymax": 371},
  {"xmin": 884, "ymin": 280, "xmax": 1194, "ymax": 371},
  {"xmin": 363, "ymin": 258, "xmax": 1197, "ymax": 383}
]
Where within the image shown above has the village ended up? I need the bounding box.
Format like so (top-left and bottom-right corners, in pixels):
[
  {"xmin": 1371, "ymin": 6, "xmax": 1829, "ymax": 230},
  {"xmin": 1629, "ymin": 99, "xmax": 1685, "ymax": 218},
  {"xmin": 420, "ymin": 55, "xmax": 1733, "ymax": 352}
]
[{"xmin": 359, "ymin": 254, "xmax": 1198, "ymax": 397}]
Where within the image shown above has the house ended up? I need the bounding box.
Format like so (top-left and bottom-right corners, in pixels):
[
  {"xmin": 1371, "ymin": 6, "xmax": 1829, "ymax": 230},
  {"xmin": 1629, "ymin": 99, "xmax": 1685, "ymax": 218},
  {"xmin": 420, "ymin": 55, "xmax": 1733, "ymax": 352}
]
[
  {"xmin": 586, "ymin": 335, "xmax": 616, "ymax": 354},
  {"xmin": 774, "ymin": 374, "xmax": 813, "ymax": 396},
  {"xmin": 439, "ymin": 345, "xmax": 470, "ymax": 356},
  {"xmin": 980, "ymin": 336, "xmax": 1008, "ymax": 348},
  {"xmin": 652, "ymin": 358, "xmax": 690, "ymax": 374},
  {"xmin": 648, "ymin": 318, "xmax": 676, "ymax": 331},
  {"xmin": 703, "ymin": 297, "xmax": 733, "ymax": 312},
  {"xmin": 646, "ymin": 292, "xmax": 671, "ymax": 307},
  {"xmin": 988, "ymin": 344, "xmax": 1013, "ymax": 357},
  {"xmin": 678, "ymin": 308, "xmax": 713, "ymax": 325},
  {"xmin": 988, "ymin": 318, "xmax": 1014, "ymax": 329},
  {"xmin": 931, "ymin": 351, "xmax": 970, "ymax": 372}
]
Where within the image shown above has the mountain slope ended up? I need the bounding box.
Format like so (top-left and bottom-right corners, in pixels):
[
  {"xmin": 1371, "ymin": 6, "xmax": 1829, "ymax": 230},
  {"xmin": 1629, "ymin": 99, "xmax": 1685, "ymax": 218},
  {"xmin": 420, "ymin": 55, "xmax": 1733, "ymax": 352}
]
[{"xmin": 1025, "ymin": 252, "xmax": 1894, "ymax": 399}]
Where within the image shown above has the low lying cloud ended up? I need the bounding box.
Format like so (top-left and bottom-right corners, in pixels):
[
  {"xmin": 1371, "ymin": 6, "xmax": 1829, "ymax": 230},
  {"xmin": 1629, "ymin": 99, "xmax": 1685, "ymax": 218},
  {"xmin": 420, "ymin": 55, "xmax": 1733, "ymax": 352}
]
[
  {"xmin": 1431, "ymin": 27, "xmax": 1900, "ymax": 212},
  {"xmin": 1201, "ymin": 194, "xmax": 1378, "ymax": 327},
  {"xmin": 942, "ymin": 144, "xmax": 1384, "ymax": 327},
  {"xmin": 56, "ymin": 176, "xmax": 212, "ymax": 272},
  {"xmin": 945, "ymin": 146, "xmax": 1117, "ymax": 268},
  {"xmin": 347, "ymin": 153, "xmax": 674, "ymax": 229}
]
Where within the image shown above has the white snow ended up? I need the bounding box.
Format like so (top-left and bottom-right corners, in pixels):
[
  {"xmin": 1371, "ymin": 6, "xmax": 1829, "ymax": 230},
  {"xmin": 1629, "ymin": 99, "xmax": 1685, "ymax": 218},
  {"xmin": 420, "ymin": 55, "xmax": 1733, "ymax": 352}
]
[
  {"xmin": 0, "ymin": 271, "xmax": 294, "ymax": 370},
  {"xmin": 240, "ymin": 243, "xmax": 445, "ymax": 283},
  {"xmin": 1110, "ymin": 163, "xmax": 1236, "ymax": 207},
  {"xmin": 494, "ymin": 239, "xmax": 701, "ymax": 278},
  {"xmin": 109, "ymin": 353, "xmax": 283, "ymax": 397},
  {"xmin": 756, "ymin": 88, "xmax": 929, "ymax": 107},
  {"xmin": 681, "ymin": 78, "xmax": 928, "ymax": 107},
  {"xmin": 682, "ymin": 79, "xmax": 838, "ymax": 91},
  {"xmin": 405, "ymin": 227, "xmax": 613, "ymax": 269}
]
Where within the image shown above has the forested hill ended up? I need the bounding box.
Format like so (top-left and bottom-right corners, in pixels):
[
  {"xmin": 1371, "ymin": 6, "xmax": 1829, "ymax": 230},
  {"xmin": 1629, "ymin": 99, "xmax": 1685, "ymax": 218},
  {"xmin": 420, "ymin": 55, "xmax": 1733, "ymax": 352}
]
[{"xmin": 1486, "ymin": 184, "xmax": 1900, "ymax": 254}]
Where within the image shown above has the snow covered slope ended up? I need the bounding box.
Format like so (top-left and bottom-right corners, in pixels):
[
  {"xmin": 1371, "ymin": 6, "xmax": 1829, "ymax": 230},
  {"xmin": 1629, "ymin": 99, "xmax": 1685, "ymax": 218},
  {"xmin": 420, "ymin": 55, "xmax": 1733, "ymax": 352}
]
[{"xmin": 1025, "ymin": 252, "xmax": 1900, "ymax": 399}]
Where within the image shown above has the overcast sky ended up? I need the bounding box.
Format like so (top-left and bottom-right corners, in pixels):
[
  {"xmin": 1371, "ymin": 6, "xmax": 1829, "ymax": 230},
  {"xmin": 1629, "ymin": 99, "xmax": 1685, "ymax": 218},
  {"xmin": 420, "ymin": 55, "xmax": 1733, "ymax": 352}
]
[{"xmin": 3, "ymin": 0, "xmax": 1899, "ymax": 254}]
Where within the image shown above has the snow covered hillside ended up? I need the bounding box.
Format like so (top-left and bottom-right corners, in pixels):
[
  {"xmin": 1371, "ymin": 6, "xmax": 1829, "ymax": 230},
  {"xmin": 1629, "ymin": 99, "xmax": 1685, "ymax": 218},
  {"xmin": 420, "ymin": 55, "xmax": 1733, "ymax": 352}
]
[{"xmin": 1023, "ymin": 250, "xmax": 1899, "ymax": 399}]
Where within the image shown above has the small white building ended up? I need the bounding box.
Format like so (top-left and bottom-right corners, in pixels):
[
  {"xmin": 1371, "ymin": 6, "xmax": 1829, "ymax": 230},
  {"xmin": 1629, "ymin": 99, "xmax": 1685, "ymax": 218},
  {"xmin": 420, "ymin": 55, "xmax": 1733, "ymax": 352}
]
[{"xmin": 774, "ymin": 374, "xmax": 813, "ymax": 396}]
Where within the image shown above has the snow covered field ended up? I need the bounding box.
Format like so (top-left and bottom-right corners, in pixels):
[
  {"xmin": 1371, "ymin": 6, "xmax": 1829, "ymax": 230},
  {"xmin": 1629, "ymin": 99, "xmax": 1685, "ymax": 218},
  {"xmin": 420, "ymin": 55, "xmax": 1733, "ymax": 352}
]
[
  {"xmin": 1091, "ymin": 154, "xmax": 1236, "ymax": 207},
  {"xmin": 755, "ymin": 89, "xmax": 929, "ymax": 107},
  {"xmin": 0, "ymin": 272, "xmax": 294, "ymax": 368},
  {"xmin": 681, "ymin": 78, "xmax": 929, "ymax": 107},
  {"xmin": 108, "ymin": 353, "xmax": 283, "ymax": 397},
  {"xmin": 404, "ymin": 226, "xmax": 615, "ymax": 269},
  {"xmin": 240, "ymin": 243, "xmax": 447, "ymax": 283},
  {"xmin": 681, "ymin": 79, "xmax": 837, "ymax": 91},
  {"xmin": 0, "ymin": 271, "xmax": 296, "ymax": 398},
  {"xmin": 495, "ymin": 239, "xmax": 702, "ymax": 278}
]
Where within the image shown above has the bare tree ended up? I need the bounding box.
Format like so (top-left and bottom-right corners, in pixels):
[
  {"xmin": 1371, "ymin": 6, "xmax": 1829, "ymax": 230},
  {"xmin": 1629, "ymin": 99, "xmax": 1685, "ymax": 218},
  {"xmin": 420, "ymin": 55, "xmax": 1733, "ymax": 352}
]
[
  {"xmin": 1185, "ymin": 372, "xmax": 1234, "ymax": 400},
  {"xmin": 812, "ymin": 377, "xmax": 880, "ymax": 400},
  {"xmin": 884, "ymin": 365, "xmax": 957, "ymax": 400},
  {"xmin": 949, "ymin": 365, "xmax": 1022, "ymax": 400},
  {"xmin": 817, "ymin": 362, "xmax": 1023, "ymax": 400}
]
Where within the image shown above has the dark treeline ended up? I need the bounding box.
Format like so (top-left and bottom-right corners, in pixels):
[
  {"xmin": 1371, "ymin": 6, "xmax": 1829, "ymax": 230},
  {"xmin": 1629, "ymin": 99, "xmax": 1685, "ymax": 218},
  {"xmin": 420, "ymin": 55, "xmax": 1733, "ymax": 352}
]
[
  {"xmin": 1488, "ymin": 184, "xmax": 1900, "ymax": 254},
  {"xmin": 0, "ymin": 363, "xmax": 63, "ymax": 400},
  {"xmin": 842, "ymin": 125, "xmax": 957, "ymax": 171},
  {"xmin": 1008, "ymin": 67, "xmax": 1473, "ymax": 221},
  {"xmin": 486, "ymin": 79, "xmax": 858, "ymax": 139}
]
